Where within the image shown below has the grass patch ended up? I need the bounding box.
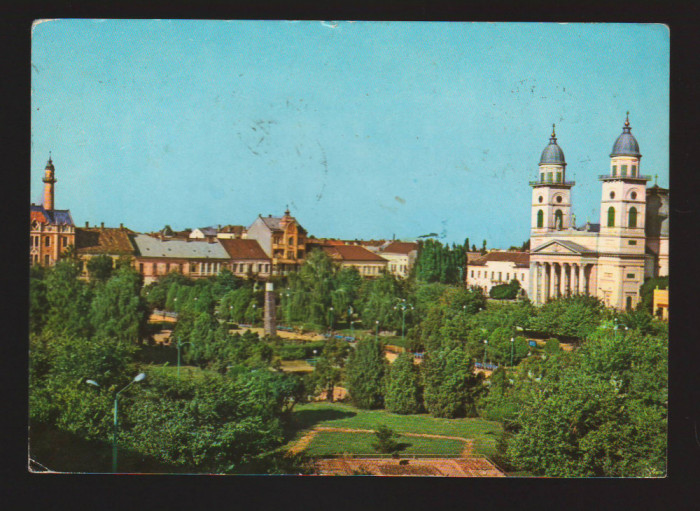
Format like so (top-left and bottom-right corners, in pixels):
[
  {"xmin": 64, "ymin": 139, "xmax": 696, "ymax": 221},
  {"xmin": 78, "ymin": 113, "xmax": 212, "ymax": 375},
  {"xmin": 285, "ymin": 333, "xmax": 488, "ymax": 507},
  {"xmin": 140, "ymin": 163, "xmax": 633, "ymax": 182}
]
[
  {"xmin": 143, "ymin": 363, "xmax": 219, "ymax": 381},
  {"xmin": 289, "ymin": 402, "xmax": 501, "ymax": 457},
  {"xmin": 306, "ymin": 431, "xmax": 466, "ymax": 456}
]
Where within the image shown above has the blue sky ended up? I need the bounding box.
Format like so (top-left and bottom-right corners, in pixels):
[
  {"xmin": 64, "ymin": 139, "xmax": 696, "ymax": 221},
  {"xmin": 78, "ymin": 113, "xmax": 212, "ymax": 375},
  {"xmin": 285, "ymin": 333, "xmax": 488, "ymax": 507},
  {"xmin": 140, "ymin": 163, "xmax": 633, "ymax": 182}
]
[{"xmin": 31, "ymin": 20, "xmax": 669, "ymax": 248}]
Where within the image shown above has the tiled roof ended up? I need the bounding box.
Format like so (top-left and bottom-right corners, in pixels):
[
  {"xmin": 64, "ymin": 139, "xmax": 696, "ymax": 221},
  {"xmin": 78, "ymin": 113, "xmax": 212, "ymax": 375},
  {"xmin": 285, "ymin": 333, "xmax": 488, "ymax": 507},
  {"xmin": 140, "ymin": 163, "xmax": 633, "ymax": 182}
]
[
  {"xmin": 469, "ymin": 251, "xmax": 530, "ymax": 267},
  {"xmin": 321, "ymin": 244, "xmax": 388, "ymax": 262},
  {"xmin": 466, "ymin": 252, "xmax": 483, "ymax": 263},
  {"xmin": 218, "ymin": 239, "xmax": 270, "ymax": 260},
  {"xmin": 30, "ymin": 204, "xmax": 74, "ymax": 226},
  {"xmin": 131, "ymin": 234, "xmax": 230, "ymax": 259},
  {"xmin": 75, "ymin": 227, "xmax": 135, "ymax": 255},
  {"xmin": 382, "ymin": 241, "xmax": 419, "ymax": 255}
]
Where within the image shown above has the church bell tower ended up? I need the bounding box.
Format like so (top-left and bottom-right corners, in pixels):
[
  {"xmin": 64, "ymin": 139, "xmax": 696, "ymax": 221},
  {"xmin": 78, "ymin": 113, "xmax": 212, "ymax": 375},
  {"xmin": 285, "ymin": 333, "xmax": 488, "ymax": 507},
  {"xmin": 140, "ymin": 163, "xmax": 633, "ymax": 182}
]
[{"xmin": 42, "ymin": 154, "xmax": 57, "ymax": 211}]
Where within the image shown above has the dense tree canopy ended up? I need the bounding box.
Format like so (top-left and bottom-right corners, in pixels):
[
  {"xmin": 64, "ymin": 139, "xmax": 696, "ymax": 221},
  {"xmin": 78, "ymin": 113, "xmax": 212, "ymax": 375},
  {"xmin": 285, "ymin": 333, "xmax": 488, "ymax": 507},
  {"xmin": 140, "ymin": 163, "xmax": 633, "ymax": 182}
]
[
  {"xmin": 413, "ymin": 239, "xmax": 467, "ymax": 284},
  {"xmin": 345, "ymin": 339, "xmax": 387, "ymax": 409}
]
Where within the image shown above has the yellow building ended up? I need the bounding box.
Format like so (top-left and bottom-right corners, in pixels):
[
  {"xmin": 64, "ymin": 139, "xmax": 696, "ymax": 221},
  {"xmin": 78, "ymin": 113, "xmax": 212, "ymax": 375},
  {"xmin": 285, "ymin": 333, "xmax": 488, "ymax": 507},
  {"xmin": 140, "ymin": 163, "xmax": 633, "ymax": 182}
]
[{"xmin": 652, "ymin": 288, "xmax": 669, "ymax": 320}]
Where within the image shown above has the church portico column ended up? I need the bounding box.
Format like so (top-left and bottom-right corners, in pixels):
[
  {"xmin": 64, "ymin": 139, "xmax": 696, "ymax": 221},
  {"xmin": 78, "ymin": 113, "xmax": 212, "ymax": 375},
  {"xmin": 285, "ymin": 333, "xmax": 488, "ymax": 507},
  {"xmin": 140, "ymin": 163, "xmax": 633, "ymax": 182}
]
[
  {"xmin": 564, "ymin": 263, "xmax": 571, "ymax": 296},
  {"xmin": 574, "ymin": 264, "xmax": 581, "ymax": 295},
  {"xmin": 544, "ymin": 263, "xmax": 551, "ymax": 303},
  {"xmin": 552, "ymin": 263, "xmax": 560, "ymax": 298}
]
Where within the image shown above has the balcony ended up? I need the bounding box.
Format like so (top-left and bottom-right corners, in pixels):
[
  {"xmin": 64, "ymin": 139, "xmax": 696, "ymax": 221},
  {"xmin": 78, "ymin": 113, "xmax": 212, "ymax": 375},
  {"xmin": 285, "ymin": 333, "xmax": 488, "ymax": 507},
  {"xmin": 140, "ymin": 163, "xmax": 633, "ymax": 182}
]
[
  {"xmin": 599, "ymin": 174, "xmax": 651, "ymax": 182},
  {"xmin": 529, "ymin": 180, "xmax": 575, "ymax": 187}
]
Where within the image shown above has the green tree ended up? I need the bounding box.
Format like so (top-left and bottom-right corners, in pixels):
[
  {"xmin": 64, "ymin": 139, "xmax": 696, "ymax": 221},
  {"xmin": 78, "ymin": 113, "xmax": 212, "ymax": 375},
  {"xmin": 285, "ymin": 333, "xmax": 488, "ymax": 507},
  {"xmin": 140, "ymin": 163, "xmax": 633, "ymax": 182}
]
[
  {"xmin": 530, "ymin": 295, "xmax": 606, "ymax": 341},
  {"xmin": 489, "ymin": 279, "xmax": 521, "ymax": 300},
  {"xmin": 384, "ymin": 352, "xmax": 423, "ymax": 414},
  {"xmin": 90, "ymin": 265, "xmax": 148, "ymax": 343},
  {"xmin": 357, "ymin": 272, "xmax": 405, "ymax": 331},
  {"xmin": 309, "ymin": 338, "xmax": 350, "ymax": 402},
  {"xmin": 30, "ymin": 266, "xmax": 48, "ymax": 334},
  {"xmin": 422, "ymin": 341, "xmax": 481, "ymax": 418},
  {"xmin": 639, "ymin": 277, "xmax": 668, "ymax": 314},
  {"xmin": 86, "ymin": 254, "xmax": 114, "ymax": 284},
  {"xmin": 345, "ymin": 339, "xmax": 387, "ymax": 409},
  {"xmin": 505, "ymin": 329, "xmax": 667, "ymax": 477},
  {"xmin": 44, "ymin": 260, "xmax": 93, "ymax": 338},
  {"xmin": 372, "ymin": 425, "xmax": 401, "ymax": 454}
]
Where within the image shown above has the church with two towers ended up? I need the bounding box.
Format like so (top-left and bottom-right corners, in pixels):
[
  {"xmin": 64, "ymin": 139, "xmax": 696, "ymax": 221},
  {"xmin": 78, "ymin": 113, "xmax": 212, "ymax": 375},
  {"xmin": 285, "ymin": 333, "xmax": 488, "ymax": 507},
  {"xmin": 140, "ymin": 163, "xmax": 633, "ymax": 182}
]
[{"xmin": 527, "ymin": 115, "xmax": 669, "ymax": 311}]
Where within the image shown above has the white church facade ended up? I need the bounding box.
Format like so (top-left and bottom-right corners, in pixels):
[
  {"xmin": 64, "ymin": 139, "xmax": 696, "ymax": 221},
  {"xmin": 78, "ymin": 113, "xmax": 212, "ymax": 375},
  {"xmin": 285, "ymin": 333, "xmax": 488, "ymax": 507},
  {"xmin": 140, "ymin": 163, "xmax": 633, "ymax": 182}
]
[{"xmin": 527, "ymin": 115, "xmax": 669, "ymax": 311}]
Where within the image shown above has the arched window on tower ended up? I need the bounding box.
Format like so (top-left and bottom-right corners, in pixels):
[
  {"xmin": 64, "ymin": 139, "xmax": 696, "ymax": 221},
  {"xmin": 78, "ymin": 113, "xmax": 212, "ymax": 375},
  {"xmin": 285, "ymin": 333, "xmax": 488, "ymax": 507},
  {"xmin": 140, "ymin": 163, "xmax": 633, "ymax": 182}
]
[
  {"xmin": 537, "ymin": 210, "xmax": 544, "ymax": 228},
  {"xmin": 628, "ymin": 207, "xmax": 638, "ymax": 228},
  {"xmin": 607, "ymin": 207, "xmax": 616, "ymax": 227},
  {"xmin": 554, "ymin": 210, "xmax": 563, "ymax": 229}
]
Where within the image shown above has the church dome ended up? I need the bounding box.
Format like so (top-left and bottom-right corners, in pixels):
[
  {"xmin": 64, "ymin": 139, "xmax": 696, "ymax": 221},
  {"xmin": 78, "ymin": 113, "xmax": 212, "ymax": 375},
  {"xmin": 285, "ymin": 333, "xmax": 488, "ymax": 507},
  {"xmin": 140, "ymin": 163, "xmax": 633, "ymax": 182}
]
[
  {"xmin": 610, "ymin": 114, "xmax": 641, "ymax": 157},
  {"xmin": 539, "ymin": 125, "xmax": 566, "ymax": 165}
]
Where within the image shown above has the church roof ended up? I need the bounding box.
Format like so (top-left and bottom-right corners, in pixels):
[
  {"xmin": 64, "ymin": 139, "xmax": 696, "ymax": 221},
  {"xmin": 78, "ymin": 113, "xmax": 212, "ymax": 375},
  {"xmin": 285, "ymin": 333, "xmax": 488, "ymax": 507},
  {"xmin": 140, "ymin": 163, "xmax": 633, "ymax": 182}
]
[
  {"xmin": 539, "ymin": 125, "xmax": 566, "ymax": 165},
  {"xmin": 30, "ymin": 204, "xmax": 74, "ymax": 226},
  {"xmin": 531, "ymin": 239, "xmax": 596, "ymax": 255},
  {"xmin": 610, "ymin": 114, "xmax": 641, "ymax": 157}
]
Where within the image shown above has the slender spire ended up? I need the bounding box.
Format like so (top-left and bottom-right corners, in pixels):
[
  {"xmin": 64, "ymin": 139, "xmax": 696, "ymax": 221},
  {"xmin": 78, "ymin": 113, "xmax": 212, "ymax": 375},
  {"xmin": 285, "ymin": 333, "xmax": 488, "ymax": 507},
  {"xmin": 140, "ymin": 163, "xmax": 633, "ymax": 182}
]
[
  {"xmin": 623, "ymin": 111, "xmax": 631, "ymax": 133},
  {"xmin": 552, "ymin": 123, "xmax": 556, "ymax": 138}
]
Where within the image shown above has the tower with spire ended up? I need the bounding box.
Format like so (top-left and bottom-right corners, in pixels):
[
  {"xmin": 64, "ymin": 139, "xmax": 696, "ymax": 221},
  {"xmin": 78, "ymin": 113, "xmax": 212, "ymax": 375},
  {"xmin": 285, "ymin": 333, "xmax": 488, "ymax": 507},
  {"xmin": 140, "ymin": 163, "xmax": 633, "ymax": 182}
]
[
  {"xmin": 42, "ymin": 153, "xmax": 57, "ymax": 211},
  {"xmin": 31, "ymin": 155, "xmax": 75, "ymax": 266},
  {"xmin": 527, "ymin": 114, "xmax": 667, "ymax": 312}
]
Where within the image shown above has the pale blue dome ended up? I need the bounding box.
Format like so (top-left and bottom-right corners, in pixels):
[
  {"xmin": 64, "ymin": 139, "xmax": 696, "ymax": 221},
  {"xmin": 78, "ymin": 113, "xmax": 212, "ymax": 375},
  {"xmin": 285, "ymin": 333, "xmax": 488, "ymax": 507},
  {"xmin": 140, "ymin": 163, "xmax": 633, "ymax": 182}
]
[
  {"xmin": 611, "ymin": 115, "xmax": 641, "ymax": 158},
  {"xmin": 539, "ymin": 127, "xmax": 565, "ymax": 165}
]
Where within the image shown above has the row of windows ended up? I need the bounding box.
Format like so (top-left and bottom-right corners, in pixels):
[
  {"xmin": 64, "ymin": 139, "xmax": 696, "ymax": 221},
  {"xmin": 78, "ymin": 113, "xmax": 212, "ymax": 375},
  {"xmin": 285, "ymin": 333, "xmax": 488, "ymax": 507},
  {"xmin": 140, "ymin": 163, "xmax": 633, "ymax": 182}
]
[
  {"xmin": 30, "ymin": 254, "xmax": 50, "ymax": 265},
  {"xmin": 359, "ymin": 265, "xmax": 382, "ymax": 275},
  {"xmin": 389, "ymin": 264, "xmax": 408, "ymax": 274},
  {"xmin": 539, "ymin": 172, "xmax": 563, "ymax": 183},
  {"xmin": 30, "ymin": 235, "xmax": 69, "ymax": 248},
  {"xmin": 470, "ymin": 270, "xmax": 525, "ymax": 282},
  {"xmin": 611, "ymin": 164, "xmax": 638, "ymax": 177},
  {"xmin": 607, "ymin": 206, "xmax": 638, "ymax": 228},
  {"xmin": 536, "ymin": 209, "xmax": 564, "ymax": 228},
  {"xmin": 138, "ymin": 261, "xmax": 271, "ymax": 276}
]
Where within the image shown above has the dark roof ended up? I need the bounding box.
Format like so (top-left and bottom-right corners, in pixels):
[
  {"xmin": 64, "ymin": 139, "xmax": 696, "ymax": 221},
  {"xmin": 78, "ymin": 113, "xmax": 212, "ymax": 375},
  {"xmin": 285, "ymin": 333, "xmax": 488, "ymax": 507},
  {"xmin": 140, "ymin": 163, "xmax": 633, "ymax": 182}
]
[
  {"xmin": 611, "ymin": 116, "xmax": 641, "ymax": 157},
  {"xmin": 256, "ymin": 215, "xmax": 307, "ymax": 235},
  {"xmin": 30, "ymin": 204, "xmax": 74, "ymax": 226},
  {"xmin": 382, "ymin": 241, "xmax": 419, "ymax": 255},
  {"xmin": 469, "ymin": 251, "xmax": 530, "ymax": 267},
  {"xmin": 321, "ymin": 245, "xmax": 388, "ymax": 262},
  {"xmin": 75, "ymin": 227, "xmax": 136, "ymax": 255},
  {"xmin": 539, "ymin": 128, "xmax": 566, "ymax": 165},
  {"xmin": 218, "ymin": 239, "xmax": 270, "ymax": 260}
]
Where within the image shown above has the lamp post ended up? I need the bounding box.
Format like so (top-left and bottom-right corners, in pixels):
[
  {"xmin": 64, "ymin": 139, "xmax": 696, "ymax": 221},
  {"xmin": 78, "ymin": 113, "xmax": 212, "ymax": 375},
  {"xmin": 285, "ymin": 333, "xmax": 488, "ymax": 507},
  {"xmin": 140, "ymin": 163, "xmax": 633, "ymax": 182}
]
[
  {"xmin": 393, "ymin": 302, "xmax": 413, "ymax": 341},
  {"xmin": 483, "ymin": 340, "xmax": 488, "ymax": 367},
  {"xmin": 375, "ymin": 320, "xmax": 379, "ymax": 342},
  {"xmin": 86, "ymin": 373, "xmax": 146, "ymax": 473},
  {"xmin": 251, "ymin": 303, "xmax": 257, "ymax": 327},
  {"xmin": 510, "ymin": 337, "xmax": 515, "ymax": 367},
  {"xmin": 348, "ymin": 306, "xmax": 354, "ymax": 338},
  {"xmin": 285, "ymin": 290, "xmax": 291, "ymax": 325},
  {"xmin": 328, "ymin": 306, "xmax": 334, "ymax": 334}
]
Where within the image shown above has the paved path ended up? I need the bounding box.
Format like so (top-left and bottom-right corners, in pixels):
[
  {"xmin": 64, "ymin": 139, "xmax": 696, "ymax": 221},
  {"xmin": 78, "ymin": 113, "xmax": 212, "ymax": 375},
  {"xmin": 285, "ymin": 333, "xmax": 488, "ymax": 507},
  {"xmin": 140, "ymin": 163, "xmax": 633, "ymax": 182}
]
[{"xmin": 287, "ymin": 426, "xmax": 474, "ymax": 457}]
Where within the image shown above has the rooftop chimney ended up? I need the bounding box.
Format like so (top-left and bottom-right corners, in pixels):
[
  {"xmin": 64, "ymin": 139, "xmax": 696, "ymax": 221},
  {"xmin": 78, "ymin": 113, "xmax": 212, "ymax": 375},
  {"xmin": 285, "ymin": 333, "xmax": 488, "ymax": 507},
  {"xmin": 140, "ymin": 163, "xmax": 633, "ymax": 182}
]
[
  {"xmin": 85, "ymin": 221, "xmax": 89, "ymax": 228},
  {"xmin": 100, "ymin": 222, "xmax": 104, "ymax": 229},
  {"xmin": 120, "ymin": 223, "xmax": 124, "ymax": 230}
]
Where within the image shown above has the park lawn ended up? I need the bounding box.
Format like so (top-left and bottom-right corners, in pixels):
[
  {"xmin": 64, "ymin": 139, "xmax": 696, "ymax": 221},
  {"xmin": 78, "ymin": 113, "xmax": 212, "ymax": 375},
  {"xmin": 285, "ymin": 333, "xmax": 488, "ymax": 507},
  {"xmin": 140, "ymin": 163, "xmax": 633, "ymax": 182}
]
[
  {"xmin": 305, "ymin": 431, "xmax": 466, "ymax": 457},
  {"xmin": 290, "ymin": 402, "xmax": 502, "ymax": 457}
]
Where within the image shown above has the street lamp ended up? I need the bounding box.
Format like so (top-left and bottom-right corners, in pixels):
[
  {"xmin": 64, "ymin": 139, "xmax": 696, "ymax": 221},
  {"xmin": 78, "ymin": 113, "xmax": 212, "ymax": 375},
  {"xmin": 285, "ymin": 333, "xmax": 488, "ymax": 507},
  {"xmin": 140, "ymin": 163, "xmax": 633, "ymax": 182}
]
[
  {"xmin": 86, "ymin": 372, "xmax": 146, "ymax": 473},
  {"xmin": 348, "ymin": 306, "xmax": 354, "ymax": 338},
  {"xmin": 375, "ymin": 320, "xmax": 379, "ymax": 342},
  {"xmin": 510, "ymin": 337, "xmax": 515, "ymax": 367},
  {"xmin": 393, "ymin": 302, "xmax": 413, "ymax": 341},
  {"xmin": 483, "ymin": 340, "xmax": 488, "ymax": 367},
  {"xmin": 329, "ymin": 307, "xmax": 334, "ymax": 334},
  {"xmin": 285, "ymin": 291, "xmax": 291, "ymax": 325}
]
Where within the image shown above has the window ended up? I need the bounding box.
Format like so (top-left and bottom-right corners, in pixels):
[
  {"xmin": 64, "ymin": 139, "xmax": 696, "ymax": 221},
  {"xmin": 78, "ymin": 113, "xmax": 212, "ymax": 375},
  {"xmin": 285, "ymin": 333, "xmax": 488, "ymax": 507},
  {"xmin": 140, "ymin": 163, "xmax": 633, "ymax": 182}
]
[
  {"xmin": 626, "ymin": 273, "xmax": 635, "ymax": 279},
  {"xmin": 288, "ymin": 237, "xmax": 294, "ymax": 245},
  {"xmin": 628, "ymin": 240, "xmax": 637, "ymax": 245},
  {"xmin": 621, "ymin": 165, "xmax": 628, "ymax": 177},
  {"xmin": 610, "ymin": 191, "xmax": 615, "ymax": 199},
  {"xmin": 626, "ymin": 296, "xmax": 632, "ymax": 311},
  {"xmin": 556, "ymin": 196, "xmax": 562, "ymax": 203},
  {"xmin": 506, "ymin": 273, "xmax": 510, "ymax": 281},
  {"xmin": 166, "ymin": 263, "xmax": 170, "ymax": 273},
  {"xmin": 556, "ymin": 172, "xmax": 562, "ymax": 183},
  {"xmin": 631, "ymin": 165, "xmax": 637, "ymax": 177},
  {"xmin": 537, "ymin": 210, "xmax": 544, "ymax": 228},
  {"xmin": 139, "ymin": 263, "xmax": 144, "ymax": 273},
  {"xmin": 521, "ymin": 273, "xmax": 525, "ymax": 281},
  {"xmin": 45, "ymin": 236, "xmax": 50, "ymax": 247},
  {"xmin": 547, "ymin": 172, "xmax": 553, "ymax": 182},
  {"xmin": 628, "ymin": 207, "xmax": 638, "ymax": 228},
  {"xmin": 471, "ymin": 270, "xmax": 474, "ymax": 278},
  {"xmin": 607, "ymin": 207, "xmax": 615, "ymax": 227},
  {"xmin": 538, "ymin": 195, "xmax": 543, "ymax": 203},
  {"xmin": 631, "ymin": 191, "xmax": 637, "ymax": 200},
  {"xmin": 612, "ymin": 165, "xmax": 617, "ymax": 176},
  {"xmin": 540, "ymin": 173, "xmax": 545, "ymax": 182}
]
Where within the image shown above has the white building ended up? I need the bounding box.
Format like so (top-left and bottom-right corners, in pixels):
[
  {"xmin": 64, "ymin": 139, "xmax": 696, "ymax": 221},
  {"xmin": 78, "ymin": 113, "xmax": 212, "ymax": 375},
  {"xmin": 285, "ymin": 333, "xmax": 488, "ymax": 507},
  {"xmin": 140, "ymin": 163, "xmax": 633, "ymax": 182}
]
[
  {"xmin": 380, "ymin": 241, "xmax": 419, "ymax": 279},
  {"xmin": 527, "ymin": 116, "xmax": 669, "ymax": 310},
  {"xmin": 466, "ymin": 251, "xmax": 530, "ymax": 295}
]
